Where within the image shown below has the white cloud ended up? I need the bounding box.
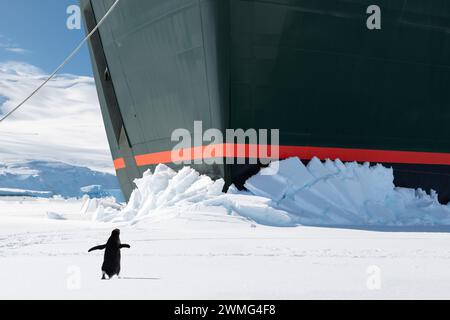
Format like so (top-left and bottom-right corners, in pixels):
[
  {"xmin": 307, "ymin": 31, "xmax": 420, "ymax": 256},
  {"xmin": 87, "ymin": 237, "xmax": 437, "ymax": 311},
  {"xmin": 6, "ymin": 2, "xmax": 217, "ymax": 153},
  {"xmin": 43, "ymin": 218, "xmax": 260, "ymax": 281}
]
[
  {"xmin": 4, "ymin": 47, "xmax": 29, "ymax": 54},
  {"xmin": 0, "ymin": 61, "xmax": 114, "ymax": 173},
  {"xmin": 0, "ymin": 35, "xmax": 29, "ymax": 55}
]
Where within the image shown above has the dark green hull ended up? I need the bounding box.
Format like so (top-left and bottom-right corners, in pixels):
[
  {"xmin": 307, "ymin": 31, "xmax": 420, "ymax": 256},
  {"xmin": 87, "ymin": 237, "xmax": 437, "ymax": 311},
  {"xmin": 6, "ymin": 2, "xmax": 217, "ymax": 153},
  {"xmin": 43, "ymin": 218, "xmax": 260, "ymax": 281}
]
[{"xmin": 81, "ymin": 0, "xmax": 450, "ymax": 202}]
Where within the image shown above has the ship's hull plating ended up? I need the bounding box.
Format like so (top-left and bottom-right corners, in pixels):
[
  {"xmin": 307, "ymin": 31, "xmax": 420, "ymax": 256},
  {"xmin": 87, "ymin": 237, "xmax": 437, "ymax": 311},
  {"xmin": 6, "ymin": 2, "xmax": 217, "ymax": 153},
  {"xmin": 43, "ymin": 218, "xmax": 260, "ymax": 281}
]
[{"xmin": 81, "ymin": 0, "xmax": 450, "ymax": 202}]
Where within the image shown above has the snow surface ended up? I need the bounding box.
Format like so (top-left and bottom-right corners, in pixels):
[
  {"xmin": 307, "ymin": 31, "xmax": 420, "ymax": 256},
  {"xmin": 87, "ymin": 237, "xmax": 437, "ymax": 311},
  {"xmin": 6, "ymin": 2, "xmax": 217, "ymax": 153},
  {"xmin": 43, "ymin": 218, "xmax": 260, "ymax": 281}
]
[
  {"xmin": 0, "ymin": 62, "xmax": 114, "ymax": 173},
  {"xmin": 93, "ymin": 158, "xmax": 450, "ymax": 227},
  {"xmin": 2, "ymin": 158, "xmax": 450, "ymax": 299},
  {"xmin": 1, "ymin": 197, "xmax": 450, "ymax": 299}
]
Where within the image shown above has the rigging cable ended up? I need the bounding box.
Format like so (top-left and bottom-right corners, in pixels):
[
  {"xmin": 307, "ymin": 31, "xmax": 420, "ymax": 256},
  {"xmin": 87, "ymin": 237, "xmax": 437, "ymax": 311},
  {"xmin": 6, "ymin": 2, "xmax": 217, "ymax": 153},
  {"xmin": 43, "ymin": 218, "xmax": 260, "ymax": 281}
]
[{"xmin": 0, "ymin": 0, "xmax": 120, "ymax": 124}]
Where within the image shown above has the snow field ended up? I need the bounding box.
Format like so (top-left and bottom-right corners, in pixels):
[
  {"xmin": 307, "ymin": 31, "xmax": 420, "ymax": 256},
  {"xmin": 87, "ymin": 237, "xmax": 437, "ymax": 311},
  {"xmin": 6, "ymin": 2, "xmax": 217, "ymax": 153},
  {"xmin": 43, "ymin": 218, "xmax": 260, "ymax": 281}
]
[
  {"xmin": 1, "ymin": 197, "xmax": 450, "ymax": 299},
  {"xmin": 2, "ymin": 158, "xmax": 450, "ymax": 299}
]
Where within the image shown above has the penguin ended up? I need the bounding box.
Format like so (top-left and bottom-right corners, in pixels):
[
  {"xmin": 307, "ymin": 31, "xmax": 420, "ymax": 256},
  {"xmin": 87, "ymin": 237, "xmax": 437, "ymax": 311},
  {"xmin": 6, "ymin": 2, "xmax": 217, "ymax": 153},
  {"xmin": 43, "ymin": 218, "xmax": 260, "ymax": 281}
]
[{"xmin": 88, "ymin": 229, "xmax": 131, "ymax": 279}]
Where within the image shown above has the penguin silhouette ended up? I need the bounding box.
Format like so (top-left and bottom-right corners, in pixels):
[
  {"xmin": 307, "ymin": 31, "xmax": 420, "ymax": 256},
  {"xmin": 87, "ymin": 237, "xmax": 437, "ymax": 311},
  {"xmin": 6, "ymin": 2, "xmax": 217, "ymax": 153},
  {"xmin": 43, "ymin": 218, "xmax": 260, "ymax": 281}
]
[{"xmin": 88, "ymin": 229, "xmax": 131, "ymax": 279}]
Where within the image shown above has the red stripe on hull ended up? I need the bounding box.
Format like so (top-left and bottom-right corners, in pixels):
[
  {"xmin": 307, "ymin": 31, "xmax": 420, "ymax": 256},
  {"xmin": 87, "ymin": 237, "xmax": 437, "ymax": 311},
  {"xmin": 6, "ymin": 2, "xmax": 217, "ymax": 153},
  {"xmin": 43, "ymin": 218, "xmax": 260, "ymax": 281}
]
[
  {"xmin": 115, "ymin": 144, "xmax": 450, "ymax": 169},
  {"xmin": 113, "ymin": 158, "xmax": 126, "ymax": 170}
]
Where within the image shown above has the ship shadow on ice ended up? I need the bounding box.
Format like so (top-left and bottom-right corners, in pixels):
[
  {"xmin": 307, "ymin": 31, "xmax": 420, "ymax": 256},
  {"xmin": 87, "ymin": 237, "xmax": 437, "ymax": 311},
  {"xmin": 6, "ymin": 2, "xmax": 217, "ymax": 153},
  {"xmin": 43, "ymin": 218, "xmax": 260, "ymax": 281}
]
[
  {"xmin": 121, "ymin": 276, "xmax": 160, "ymax": 280},
  {"xmin": 311, "ymin": 224, "xmax": 450, "ymax": 233}
]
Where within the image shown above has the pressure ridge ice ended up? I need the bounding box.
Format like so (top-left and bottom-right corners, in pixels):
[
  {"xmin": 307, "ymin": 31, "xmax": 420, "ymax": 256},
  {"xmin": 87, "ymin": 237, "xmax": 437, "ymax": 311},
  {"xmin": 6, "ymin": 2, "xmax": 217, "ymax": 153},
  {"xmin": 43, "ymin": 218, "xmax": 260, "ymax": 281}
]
[{"xmin": 88, "ymin": 157, "xmax": 450, "ymax": 227}]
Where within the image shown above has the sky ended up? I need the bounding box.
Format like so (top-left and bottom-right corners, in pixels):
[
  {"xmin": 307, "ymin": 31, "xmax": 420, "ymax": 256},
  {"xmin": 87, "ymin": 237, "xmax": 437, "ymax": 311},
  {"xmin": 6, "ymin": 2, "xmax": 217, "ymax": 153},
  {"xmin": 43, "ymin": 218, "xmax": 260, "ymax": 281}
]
[
  {"xmin": 0, "ymin": 0, "xmax": 115, "ymax": 173},
  {"xmin": 0, "ymin": 0, "xmax": 92, "ymax": 76}
]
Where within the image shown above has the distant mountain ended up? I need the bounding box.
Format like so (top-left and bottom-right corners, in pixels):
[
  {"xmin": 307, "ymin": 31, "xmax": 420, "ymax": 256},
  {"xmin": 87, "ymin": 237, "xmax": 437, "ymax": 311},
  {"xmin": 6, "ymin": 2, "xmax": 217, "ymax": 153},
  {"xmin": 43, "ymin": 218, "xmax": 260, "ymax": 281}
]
[{"xmin": 0, "ymin": 160, "xmax": 123, "ymax": 200}]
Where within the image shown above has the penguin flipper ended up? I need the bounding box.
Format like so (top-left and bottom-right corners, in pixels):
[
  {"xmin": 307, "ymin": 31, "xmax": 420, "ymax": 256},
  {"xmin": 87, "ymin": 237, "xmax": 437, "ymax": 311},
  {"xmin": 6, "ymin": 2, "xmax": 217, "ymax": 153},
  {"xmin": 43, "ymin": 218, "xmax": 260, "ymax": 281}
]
[{"xmin": 88, "ymin": 244, "xmax": 107, "ymax": 252}]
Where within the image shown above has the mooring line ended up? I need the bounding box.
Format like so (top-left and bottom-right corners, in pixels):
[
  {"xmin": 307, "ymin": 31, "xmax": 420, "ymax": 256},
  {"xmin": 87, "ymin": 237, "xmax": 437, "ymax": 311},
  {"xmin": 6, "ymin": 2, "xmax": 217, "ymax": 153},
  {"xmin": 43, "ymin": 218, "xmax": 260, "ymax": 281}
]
[{"xmin": 0, "ymin": 0, "xmax": 120, "ymax": 124}]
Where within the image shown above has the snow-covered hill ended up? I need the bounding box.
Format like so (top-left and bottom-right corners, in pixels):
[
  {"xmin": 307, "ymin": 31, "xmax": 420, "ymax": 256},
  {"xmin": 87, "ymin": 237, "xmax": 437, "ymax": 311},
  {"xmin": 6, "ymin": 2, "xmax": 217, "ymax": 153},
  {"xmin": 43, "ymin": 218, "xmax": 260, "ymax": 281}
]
[
  {"xmin": 0, "ymin": 160, "xmax": 122, "ymax": 200},
  {"xmin": 0, "ymin": 62, "xmax": 113, "ymax": 173}
]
